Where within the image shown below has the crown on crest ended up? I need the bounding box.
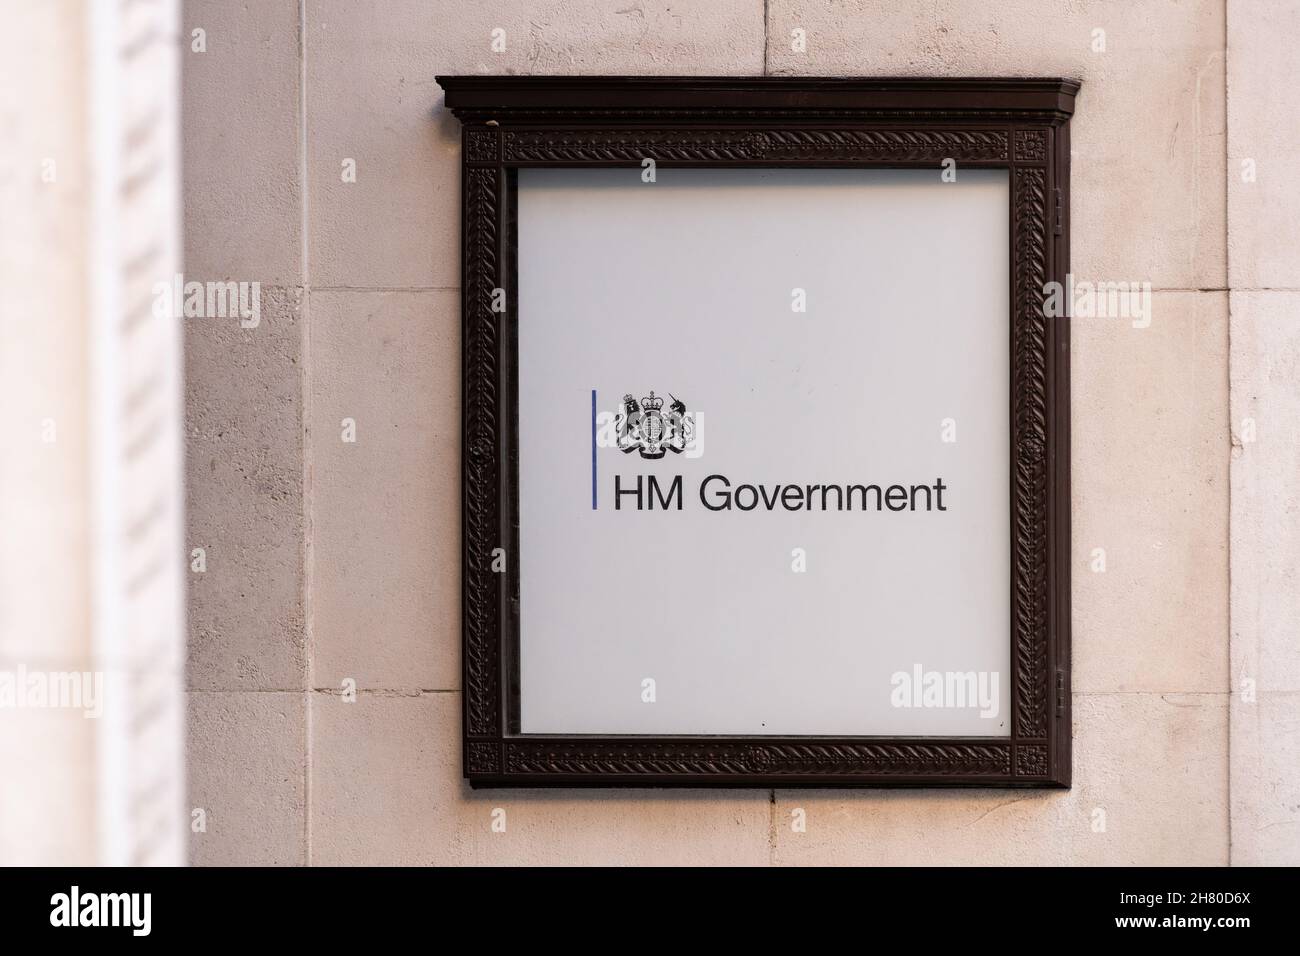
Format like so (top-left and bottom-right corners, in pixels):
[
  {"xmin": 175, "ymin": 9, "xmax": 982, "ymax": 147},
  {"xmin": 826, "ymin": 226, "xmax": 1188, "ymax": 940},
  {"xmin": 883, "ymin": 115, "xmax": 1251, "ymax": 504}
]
[{"xmin": 639, "ymin": 391, "xmax": 664, "ymax": 412}]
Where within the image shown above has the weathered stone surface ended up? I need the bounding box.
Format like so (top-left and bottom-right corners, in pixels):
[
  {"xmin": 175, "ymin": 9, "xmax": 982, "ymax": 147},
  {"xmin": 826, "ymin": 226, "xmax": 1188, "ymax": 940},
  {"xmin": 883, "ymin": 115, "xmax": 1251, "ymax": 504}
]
[
  {"xmin": 1231, "ymin": 693, "xmax": 1300, "ymax": 865},
  {"xmin": 187, "ymin": 691, "xmax": 306, "ymax": 865},
  {"xmin": 774, "ymin": 693, "xmax": 1228, "ymax": 865},
  {"xmin": 1227, "ymin": 0, "xmax": 1300, "ymax": 288},
  {"xmin": 305, "ymin": 0, "xmax": 765, "ymax": 289},
  {"xmin": 174, "ymin": 0, "xmax": 1300, "ymax": 866},
  {"xmin": 186, "ymin": 287, "xmax": 304, "ymax": 690},
  {"xmin": 1072, "ymin": 292, "xmax": 1228, "ymax": 693},
  {"xmin": 1228, "ymin": 291, "xmax": 1300, "ymax": 864},
  {"xmin": 1230, "ymin": 291, "xmax": 1300, "ymax": 695},
  {"xmin": 767, "ymin": 0, "xmax": 1226, "ymax": 290},
  {"xmin": 310, "ymin": 692, "xmax": 771, "ymax": 865},
  {"xmin": 308, "ymin": 290, "xmax": 459, "ymax": 692},
  {"xmin": 183, "ymin": 0, "xmax": 302, "ymax": 285}
]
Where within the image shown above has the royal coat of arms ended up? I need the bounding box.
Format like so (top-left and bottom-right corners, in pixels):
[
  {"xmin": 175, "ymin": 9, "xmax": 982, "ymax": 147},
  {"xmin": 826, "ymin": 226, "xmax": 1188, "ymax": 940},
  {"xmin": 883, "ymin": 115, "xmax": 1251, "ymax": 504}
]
[{"xmin": 616, "ymin": 390, "xmax": 693, "ymax": 459}]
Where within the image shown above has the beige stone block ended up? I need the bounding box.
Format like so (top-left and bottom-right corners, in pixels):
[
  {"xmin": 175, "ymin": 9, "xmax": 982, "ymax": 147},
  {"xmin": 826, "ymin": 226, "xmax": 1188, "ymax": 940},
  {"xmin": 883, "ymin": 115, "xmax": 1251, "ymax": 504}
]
[
  {"xmin": 1230, "ymin": 291, "xmax": 1300, "ymax": 694},
  {"xmin": 1068, "ymin": 693, "xmax": 1227, "ymax": 865},
  {"xmin": 1231, "ymin": 692, "xmax": 1300, "ymax": 864},
  {"xmin": 304, "ymin": 0, "xmax": 765, "ymax": 289},
  {"xmin": 187, "ymin": 691, "xmax": 306, "ymax": 865},
  {"xmin": 310, "ymin": 692, "xmax": 771, "ymax": 865},
  {"xmin": 182, "ymin": 0, "xmax": 302, "ymax": 285},
  {"xmin": 1227, "ymin": 0, "xmax": 1300, "ymax": 289},
  {"xmin": 308, "ymin": 290, "xmax": 458, "ymax": 692},
  {"xmin": 1072, "ymin": 292, "xmax": 1228, "ymax": 693},
  {"xmin": 773, "ymin": 692, "xmax": 1227, "ymax": 865},
  {"xmin": 775, "ymin": 788, "xmax": 1071, "ymax": 867},
  {"xmin": 186, "ymin": 287, "xmax": 305, "ymax": 690},
  {"xmin": 766, "ymin": 0, "xmax": 1226, "ymax": 289}
]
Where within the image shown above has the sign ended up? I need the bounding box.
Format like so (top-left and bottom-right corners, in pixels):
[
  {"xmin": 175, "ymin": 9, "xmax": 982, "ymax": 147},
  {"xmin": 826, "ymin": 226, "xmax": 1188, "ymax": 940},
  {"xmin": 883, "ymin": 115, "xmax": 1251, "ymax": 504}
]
[
  {"xmin": 518, "ymin": 167, "xmax": 1010, "ymax": 738},
  {"xmin": 439, "ymin": 75, "xmax": 1077, "ymax": 787}
]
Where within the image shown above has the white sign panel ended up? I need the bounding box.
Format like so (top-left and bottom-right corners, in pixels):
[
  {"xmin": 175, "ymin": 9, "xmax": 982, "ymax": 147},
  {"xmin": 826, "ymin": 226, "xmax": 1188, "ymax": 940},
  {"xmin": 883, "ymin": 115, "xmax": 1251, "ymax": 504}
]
[{"xmin": 517, "ymin": 167, "xmax": 1010, "ymax": 737}]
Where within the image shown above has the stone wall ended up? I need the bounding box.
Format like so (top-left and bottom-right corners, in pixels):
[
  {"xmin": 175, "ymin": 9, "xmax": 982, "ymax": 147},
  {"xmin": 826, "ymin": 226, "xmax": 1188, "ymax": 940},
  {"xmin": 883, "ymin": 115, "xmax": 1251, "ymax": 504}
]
[{"xmin": 182, "ymin": 0, "xmax": 1296, "ymax": 865}]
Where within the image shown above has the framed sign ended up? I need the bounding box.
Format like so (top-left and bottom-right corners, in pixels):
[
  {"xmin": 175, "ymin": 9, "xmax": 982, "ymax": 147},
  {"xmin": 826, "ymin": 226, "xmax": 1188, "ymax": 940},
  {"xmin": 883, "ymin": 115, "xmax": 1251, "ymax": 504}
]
[{"xmin": 437, "ymin": 77, "xmax": 1078, "ymax": 787}]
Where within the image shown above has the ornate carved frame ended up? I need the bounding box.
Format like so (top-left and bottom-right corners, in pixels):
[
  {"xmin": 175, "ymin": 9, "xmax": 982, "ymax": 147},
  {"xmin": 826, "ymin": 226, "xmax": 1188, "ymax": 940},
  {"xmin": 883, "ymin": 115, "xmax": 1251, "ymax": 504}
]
[{"xmin": 437, "ymin": 77, "xmax": 1078, "ymax": 788}]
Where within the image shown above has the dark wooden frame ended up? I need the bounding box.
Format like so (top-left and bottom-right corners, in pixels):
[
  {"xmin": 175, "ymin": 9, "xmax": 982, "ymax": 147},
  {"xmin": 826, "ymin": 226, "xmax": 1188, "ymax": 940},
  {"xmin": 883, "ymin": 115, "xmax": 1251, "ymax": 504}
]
[{"xmin": 437, "ymin": 76, "xmax": 1078, "ymax": 788}]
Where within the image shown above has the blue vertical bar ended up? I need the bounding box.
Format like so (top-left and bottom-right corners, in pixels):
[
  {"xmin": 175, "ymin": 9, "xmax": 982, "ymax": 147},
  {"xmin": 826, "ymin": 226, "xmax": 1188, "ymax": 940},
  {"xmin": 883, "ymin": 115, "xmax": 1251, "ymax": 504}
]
[{"xmin": 591, "ymin": 389, "xmax": 598, "ymax": 510}]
